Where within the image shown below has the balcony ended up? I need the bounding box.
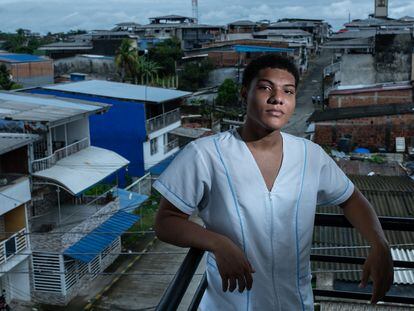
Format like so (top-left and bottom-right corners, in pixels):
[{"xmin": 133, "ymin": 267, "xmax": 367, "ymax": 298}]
[
  {"xmin": 156, "ymin": 214, "xmax": 414, "ymax": 310},
  {"xmin": 30, "ymin": 187, "xmax": 119, "ymax": 252},
  {"xmin": 0, "ymin": 228, "xmax": 27, "ymax": 266},
  {"xmin": 146, "ymin": 108, "xmax": 181, "ymax": 134},
  {"xmin": 164, "ymin": 138, "xmax": 179, "ymax": 154},
  {"xmin": 0, "ymin": 174, "xmax": 31, "ymax": 214},
  {"xmin": 31, "ymin": 137, "xmax": 90, "ymax": 173}
]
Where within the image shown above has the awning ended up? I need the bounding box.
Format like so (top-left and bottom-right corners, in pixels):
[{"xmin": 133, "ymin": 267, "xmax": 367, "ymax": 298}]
[
  {"xmin": 63, "ymin": 211, "xmax": 139, "ymax": 263},
  {"xmin": 233, "ymin": 45, "xmax": 295, "ymax": 53},
  {"xmin": 33, "ymin": 146, "xmax": 129, "ymax": 195},
  {"xmin": 118, "ymin": 188, "xmax": 148, "ymax": 213},
  {"xmin": 147, "ymin": 151, "xmax": 179, "ymax": 176}
]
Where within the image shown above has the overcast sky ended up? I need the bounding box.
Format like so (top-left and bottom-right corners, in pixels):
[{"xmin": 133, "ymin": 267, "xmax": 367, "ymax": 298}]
[{"xmin": 1, "ymin": 0, "xmax": 414, "ymax": 34}]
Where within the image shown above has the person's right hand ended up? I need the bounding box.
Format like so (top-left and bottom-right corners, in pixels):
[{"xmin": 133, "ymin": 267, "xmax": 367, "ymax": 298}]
[{"xmin": 212, "ymin": 236, "xmax": 255, "ymax": 293}]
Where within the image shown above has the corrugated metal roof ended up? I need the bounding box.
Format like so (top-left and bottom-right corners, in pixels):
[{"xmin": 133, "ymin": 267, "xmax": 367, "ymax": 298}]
[
  {"xmin": 0, "ymin": 53, "xmax": 49, "ymax": 63},
  {"xmin": 118, "ymin": 188, "xmax": 148, "ymax": 213},
  {"xmin": 32, "ymin": 146, "xmax": 129, "ymax": 195},
  {"xmin": 63, "ymin": 211, "xmax": 139, "ymax": 263},
  {"xmin": 254, "ymin": 29, "xmax": 312, "ymax": 37},
  {"xmin": 0, "ymin": 133, "xmax": 39, "ymax": 155},
  {"xmin": 308, "ymin": 103, "xmax": 414, "ymax": 122},
  {"xmin": 391, "ymin": 248, "xmax": 414, "ymax": 285},
  {"xmin": 42, "ymin": 80, "xmax": 192, "ymax": 104},
  {"xmin": 313, "ymin": 175, "xmax": 414, "ymax": 285},
  {"xmin": 0, "ymin": 91, "xmax": 108, "ymax": 125},
  {"xmin": 233, "ymin": 45, "xmax": 295, "ymax": 53}
]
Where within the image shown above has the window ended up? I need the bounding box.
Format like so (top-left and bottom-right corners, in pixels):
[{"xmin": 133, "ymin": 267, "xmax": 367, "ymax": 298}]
[
  {"xmin": 377, "ymin": 0, "xmax": 386, "ymax": 7},
  {"xmin": 150, "ymin": 137, "xmax": 158, "ymax": 155}
]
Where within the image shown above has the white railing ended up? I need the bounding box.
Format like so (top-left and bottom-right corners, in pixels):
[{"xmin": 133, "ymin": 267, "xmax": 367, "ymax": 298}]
[
  {"xmin": 0, "ymin": 228, "xmax": 27, "ymax": 266},
  {"xmin": 164, "ymin": 138, "xmax": 179, "ymax": 154},
  {"xmin": 125, "ymin": 172, "xmax": 152, "ymax": 197},
  {"xmin": 32, "ymin": 137, "xmax": 90, "ymax": 172},
  {"xmin": 146, "ymin": 108, "xmax": 181, "ymax": 134},
  {"xmin": 323, "ymin": 62, "xmax": 340, "ymax": 77}
]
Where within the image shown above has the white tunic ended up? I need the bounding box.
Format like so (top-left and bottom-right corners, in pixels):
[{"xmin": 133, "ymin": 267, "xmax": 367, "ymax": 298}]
[{"xmin": 153, "ymin": 128, "xmax": 354, "ymax": 311}]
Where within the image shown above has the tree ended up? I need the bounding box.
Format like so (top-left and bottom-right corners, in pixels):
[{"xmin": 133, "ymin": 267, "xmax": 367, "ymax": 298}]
[
  {"xmin": 0, "ymin": 64, "xmax": 14, "ymax": 90},
  {"xmin": 216, "ymin": 79, "xmax": 240, "ymax": 107},
  {"xmin": 178, "ymin": 59, "xmax": 214, "ymax": 91},
  {"xmin": 115, "ymin": 39, "xmax": 138, "ymax": 82},
  {"xmin": 134, "ymin": 56, "xmax": 161, "ymax": 85},
  {"xmin": 148, "ymin": 37, "xmax": 183, "ymax": 77}
]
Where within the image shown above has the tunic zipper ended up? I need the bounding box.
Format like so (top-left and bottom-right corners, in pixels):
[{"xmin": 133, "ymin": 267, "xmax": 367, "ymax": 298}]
[{"xmin": 268, "ymin": 192, "xmax": 280, "ymax": 309}]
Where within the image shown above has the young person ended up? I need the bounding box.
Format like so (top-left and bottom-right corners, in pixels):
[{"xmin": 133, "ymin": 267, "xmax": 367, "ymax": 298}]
[{"xmin": 153, "ymin": 54, "xmax": 393, "ymax": 310}]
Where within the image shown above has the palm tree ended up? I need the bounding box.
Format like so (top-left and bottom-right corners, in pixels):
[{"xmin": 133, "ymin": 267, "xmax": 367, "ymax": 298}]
[
  {"xmin": 134, "ymin": 56, "xmax": 161, "ymax": 85},
  {"xmin": 115, "ymin": 39, "xmax": 137, "ymax": 82}
]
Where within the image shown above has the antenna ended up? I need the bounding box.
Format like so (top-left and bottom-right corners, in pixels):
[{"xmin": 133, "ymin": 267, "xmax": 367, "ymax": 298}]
[{"xmin": 192, "ymin": 0, "xmax": 198, "ymax": 24}]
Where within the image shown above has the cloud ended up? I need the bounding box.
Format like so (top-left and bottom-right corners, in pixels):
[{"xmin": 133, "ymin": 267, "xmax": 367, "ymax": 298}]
[{"xmin": 1, "ymin": 0, "xmax": 414, "ymax": 34}]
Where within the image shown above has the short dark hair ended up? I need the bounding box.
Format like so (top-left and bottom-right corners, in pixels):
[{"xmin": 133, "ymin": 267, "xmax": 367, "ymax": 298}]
[{"xmin": 242, "ymin": 54, "xmax": 300, "ymax": 89}]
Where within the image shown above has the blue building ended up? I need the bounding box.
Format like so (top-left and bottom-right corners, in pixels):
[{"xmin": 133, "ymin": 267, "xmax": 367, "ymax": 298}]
[{"xmin": 24, "ymin": 80, "xmax": 191, "ymax": 182}]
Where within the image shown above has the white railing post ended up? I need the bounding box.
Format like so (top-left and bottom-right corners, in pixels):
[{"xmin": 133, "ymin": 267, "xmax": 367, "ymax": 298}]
[{"xmin": 31, "ymin": 137, "xmax": 90, "ymax": 172}]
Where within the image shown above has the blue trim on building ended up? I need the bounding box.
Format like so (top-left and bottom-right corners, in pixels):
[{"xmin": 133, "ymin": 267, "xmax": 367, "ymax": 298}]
[{"xmin": 233, "ymin": 45, "xmax": 295, "ymax": 53}]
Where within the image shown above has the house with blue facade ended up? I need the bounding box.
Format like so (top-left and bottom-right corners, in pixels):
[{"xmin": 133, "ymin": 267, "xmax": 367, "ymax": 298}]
[{"xmin": 24, "ymin": 80, "xmax": 191, "ymax": 182}]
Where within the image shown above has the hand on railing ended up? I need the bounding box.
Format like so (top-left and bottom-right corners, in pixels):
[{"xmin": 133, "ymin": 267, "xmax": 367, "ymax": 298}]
[{"xmin": 359, "ymin": 242, "xmax": 394, "ymax": 304}]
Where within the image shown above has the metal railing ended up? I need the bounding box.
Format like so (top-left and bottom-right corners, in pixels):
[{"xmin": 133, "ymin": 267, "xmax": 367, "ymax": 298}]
[
  {"xmin": 0, "ymin": 228, "xmax": 27, "ymax": 266},
  {"xmin": 146, "ymin": 108, "xmax": 181, "ymax": 134},
  {"xmin": 155, "ymin": 214, "xmax": 414, "ymax": 310},
  {"xmin": 125, "ymin": 173, "xmax": 152, "ymax": 197},
  {"xmin": 164, "ymin": 139, "xmax": 179, "ymax": 154},
  {"xmin": 32, "ymin": 137, "xmax": 90, "ymax": 172}
]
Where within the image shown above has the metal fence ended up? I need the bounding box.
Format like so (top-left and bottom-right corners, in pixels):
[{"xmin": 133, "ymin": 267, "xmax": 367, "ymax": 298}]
[{"xmin": 146, "ymin": 108, "xmax": 181, "ymax": 134}]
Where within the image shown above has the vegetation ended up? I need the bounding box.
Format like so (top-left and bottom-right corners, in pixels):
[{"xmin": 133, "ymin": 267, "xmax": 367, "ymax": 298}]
[
  {"xmin": 148, "ymin": 37, "xmax": 183, "ymax": 77},
  {"xmin": 0, "ymin": 28, "xmax": 54, "ymax": 54},
  {"xmin": 216, "ymin": 79, "xmax": 240, "ymax": 107},
  {"xmin": 0, "ymin": 64, "xmax": 22, "ymax": 90},
  {"xmin": 122, "ymin": 191, "xmax": 161, "ymax": 249},
  {"xmin": 115, "ymin": 39, "xmax": 138, "ymax": 82},
  {"xmin": 83, "ymin": 183, "xmax": 114, "ymax": 196},
  {"xmin": 178, "ymin": 59, "xmax": 214, "ymax": 91}
]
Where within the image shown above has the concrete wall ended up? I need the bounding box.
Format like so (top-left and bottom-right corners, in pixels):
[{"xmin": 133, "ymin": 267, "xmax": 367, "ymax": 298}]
[
  {"xmin": 339, "ymin": 55, "xmax": 376, "ymax": 86},
  {"xmin": 143, "ymin": 121, "xmax": 180, "ymax": 170},
  {"xmin": 4, "ymin": 205, "xmax": 25, "ymax": 233},
  {"xmin": 54, "ymin": 56, "xmax": 117, "ymax": 79},
  {"xmin": 375, "ymin": 33, "xmax": 412, "ymax": 83}
]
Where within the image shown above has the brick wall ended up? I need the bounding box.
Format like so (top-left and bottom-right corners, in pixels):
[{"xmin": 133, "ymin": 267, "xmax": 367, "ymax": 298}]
[
  {"xmin": 314, "ymin": 114, "xmax": 414, "ymax": 152},
  {"xmin": 329, "ymin": 88, "xmax": 412, "ymax": 108},
  {"xmin": 10, "ymin": 60, "xmax": 53, "ymax": 79}
]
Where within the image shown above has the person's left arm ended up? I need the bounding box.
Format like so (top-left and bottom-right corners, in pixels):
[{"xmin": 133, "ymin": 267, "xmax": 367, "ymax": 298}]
[{"xmin": 339, "ymin": 188, "xmax": 394, "ymax": 304}]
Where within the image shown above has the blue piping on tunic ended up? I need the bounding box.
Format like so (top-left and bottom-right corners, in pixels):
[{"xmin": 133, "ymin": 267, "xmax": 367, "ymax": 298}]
[
  {"xmin": 213, "ymin": 137, "xmax": 250, "ymax": 311},
  {"xmin": 154, "ymin": 180, "xmax": 195, "ymax": 211},
  {"xmin": 317, "ymin": 178, "xmax": 351, "ymax": 207},
  {"xmin": 295, "ymin": 139, "xmax": 307, "ymax": 311}
]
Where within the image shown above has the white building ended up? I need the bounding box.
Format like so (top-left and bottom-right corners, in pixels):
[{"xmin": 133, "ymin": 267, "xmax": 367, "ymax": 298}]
[
  {"xmin": 0, "ymin": 133, "xmax": 39, "ymax": 304},
  {"xmin": 0, "ymin": 92, "xmax": 136, "ymax": 306}
]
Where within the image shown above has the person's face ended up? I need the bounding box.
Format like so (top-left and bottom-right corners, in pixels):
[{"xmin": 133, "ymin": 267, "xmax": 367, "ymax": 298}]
[{"xmin": 242, "ymin": 67, "xmax": 296, "ymax": 132}]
